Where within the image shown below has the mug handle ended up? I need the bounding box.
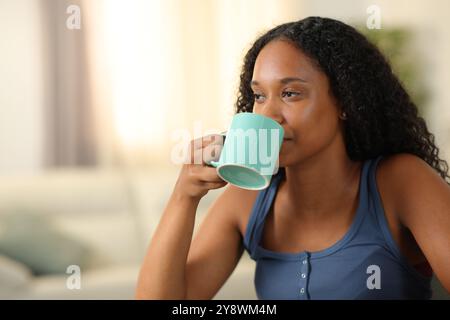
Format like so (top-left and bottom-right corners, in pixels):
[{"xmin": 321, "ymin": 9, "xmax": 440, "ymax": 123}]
[
  {"xmin": 206, "ymin": 131, "xmax": 227, "ymax": 168},
  {"xmin": 208, "ymin": 160, "xmax": 220, "ymax": 168}
]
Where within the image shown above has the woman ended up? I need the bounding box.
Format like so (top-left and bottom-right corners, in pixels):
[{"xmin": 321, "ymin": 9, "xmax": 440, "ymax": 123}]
[{"xmin": 136, "ymin": 17, "xmax": 450, "ymax": 299}]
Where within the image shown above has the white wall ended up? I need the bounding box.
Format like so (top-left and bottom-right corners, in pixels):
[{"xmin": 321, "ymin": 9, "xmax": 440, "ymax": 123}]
[{"xmin": 0, "ymin": 0, "xmax": 46, "ymax": 175}]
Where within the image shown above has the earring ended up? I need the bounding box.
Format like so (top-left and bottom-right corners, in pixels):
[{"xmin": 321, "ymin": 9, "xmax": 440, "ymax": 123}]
[{"xmin": 340, "ymin": 111, "xmax": 348, "ymax": 120}]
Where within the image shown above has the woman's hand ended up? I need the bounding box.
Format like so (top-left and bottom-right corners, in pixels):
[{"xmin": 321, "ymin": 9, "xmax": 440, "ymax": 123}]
[{"xmin": 173, "ymin": 134, "xmax": 227, "ymax": 201}]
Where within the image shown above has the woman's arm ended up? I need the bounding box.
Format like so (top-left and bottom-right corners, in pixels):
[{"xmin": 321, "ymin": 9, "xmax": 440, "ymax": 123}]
[
  {"xmin": 135, "ymin": 191, "xmax": 200, "ymax": 299},
  {"xmin": 135, "ymin": 185, "xmax": 245, "ymax": 299},
  {"xmin": 384, "ymin": 153, "xmax": 450, "ymax": 292},
  {"xmin": 184, "ymin": 185, "xmax": 246, "ymax": 299},
  {"xmin": 135, "ymin": 134, "xmax": 244, "ymax": 299}
]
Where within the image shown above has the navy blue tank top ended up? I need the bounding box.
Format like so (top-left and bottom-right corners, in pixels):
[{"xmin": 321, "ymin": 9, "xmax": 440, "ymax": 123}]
[{"xmin": 243, "ymin": 156, "xmax": 432, "ymax": 299}]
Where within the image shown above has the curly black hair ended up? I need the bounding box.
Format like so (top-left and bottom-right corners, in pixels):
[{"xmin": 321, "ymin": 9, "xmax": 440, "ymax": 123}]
[{"xmin": 235, "ymin": 16, "xmax": 450, "ymax": 184}]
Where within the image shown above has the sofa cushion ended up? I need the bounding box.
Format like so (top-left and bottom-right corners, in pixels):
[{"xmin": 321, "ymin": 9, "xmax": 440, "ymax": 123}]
[
  {"xmin": 0, "ymin": 211, "xmax": 93, "ymax": 275},
  {"xmin": 0, "ymin": 254, "xmax": 32, "ymax": 291}
]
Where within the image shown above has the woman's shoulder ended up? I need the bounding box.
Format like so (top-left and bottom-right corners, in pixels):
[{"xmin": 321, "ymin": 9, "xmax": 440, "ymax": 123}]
[
  {"xmin": 377, "ymin": 153, "xmax": 430, "ymax": 173},
  {"xmin": 375, "ymin": 153, "xmax": 444, "ymax": 212},
  {"xmin": 376, "ymin": 152, "xmax": 450, "ymax": 225},
  {"xmin": 374, "ymin": 153, "xmax": 423, "ymax": 220}
]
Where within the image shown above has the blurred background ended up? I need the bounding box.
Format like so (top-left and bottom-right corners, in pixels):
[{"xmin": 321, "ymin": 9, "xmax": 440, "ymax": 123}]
[{"xmin": 0, "ymin": 0, "xmax": 449, "ymax": 299}]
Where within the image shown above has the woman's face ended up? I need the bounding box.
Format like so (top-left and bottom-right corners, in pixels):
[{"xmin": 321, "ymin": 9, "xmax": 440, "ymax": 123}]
[{"xmin": 251, "ymin": 39, "xmax": 344, "ymax": 167}]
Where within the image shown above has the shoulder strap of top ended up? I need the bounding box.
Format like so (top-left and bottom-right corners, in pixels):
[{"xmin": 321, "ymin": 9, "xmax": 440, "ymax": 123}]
[
  {"xmin": 367, "ymin": 155, "xmax": 398, "ymax": 251},
  {"xmin": 367, "ymin": 155, "xmax": 431, "ymax": 282},
  {"xmin": 243, "ymin": 167, "xmax": 285, "ymax": 259}
]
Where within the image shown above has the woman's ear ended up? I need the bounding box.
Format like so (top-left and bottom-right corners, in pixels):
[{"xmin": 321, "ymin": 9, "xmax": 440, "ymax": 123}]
[{"xmin": 339, "ymin": 111, "xmax": 348, "ymax": 120}]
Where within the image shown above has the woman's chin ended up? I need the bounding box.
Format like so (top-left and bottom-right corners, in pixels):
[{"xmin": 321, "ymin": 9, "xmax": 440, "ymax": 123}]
[
  {"xmin": 277, "ymin": 155, "xmax": 288, "ymax": 168},
  {"xmin": 278, "ymin": 151, "xmax": 298, "ymax": 168}
]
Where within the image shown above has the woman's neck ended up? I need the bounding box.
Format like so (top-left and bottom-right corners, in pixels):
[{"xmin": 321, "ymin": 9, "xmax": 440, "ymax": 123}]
[{"xmin": 282, "ymin": 149, "xmax": 363, "ymax": 221}]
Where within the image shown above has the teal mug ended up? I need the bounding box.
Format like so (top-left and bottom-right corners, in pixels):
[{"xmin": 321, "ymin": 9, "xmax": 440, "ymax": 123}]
[{"xmin": 207, "ymin": 113, "xmax": 284, "ymax": 190}]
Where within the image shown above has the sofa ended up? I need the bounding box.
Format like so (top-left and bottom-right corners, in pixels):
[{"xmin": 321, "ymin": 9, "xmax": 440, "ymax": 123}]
[{"xmin": 0, "ymin": 166, "xmax": 257, "ymax": 300}]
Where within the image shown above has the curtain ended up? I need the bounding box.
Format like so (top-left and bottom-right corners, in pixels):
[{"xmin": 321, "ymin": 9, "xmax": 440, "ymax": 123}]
[{"xmin": 41, "ymin": 0, "xmax": 97, "ymax": 167}]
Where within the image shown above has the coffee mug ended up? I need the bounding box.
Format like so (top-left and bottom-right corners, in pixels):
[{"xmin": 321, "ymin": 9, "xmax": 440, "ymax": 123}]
[{"xmin": 207, "ymin": 113, "xmax": 284, "ymax": 190}]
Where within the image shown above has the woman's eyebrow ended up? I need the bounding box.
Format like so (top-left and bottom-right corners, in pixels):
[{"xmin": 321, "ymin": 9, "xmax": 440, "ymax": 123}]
[
  {"xmin": 280, "ymin": 77, "xmax": 308, "ymax": 84},
  {"xmin": 250, "ymin": 77, "xmax": 308, "ymax": 86}
]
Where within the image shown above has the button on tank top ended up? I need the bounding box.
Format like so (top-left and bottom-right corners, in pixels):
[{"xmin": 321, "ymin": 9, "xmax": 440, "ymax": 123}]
[{"xmin": 243, "ymin": 156, "xmax": 432, "ymax": 299}]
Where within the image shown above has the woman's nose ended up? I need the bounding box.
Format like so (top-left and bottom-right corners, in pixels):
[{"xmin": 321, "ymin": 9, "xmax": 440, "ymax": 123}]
[{"xmin": 259, "ymin": 102, "xmax": 284, "ymax": 124}]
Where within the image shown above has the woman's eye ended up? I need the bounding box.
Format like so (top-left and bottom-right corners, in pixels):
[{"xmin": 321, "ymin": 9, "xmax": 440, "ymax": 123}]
[
  {"xmin": 282, "ymin": 91, "xmax": 300, "ymax": 98},
  {"xmin": 253, "ymin": 93, "xmax": 264, "ymax": 101}
]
